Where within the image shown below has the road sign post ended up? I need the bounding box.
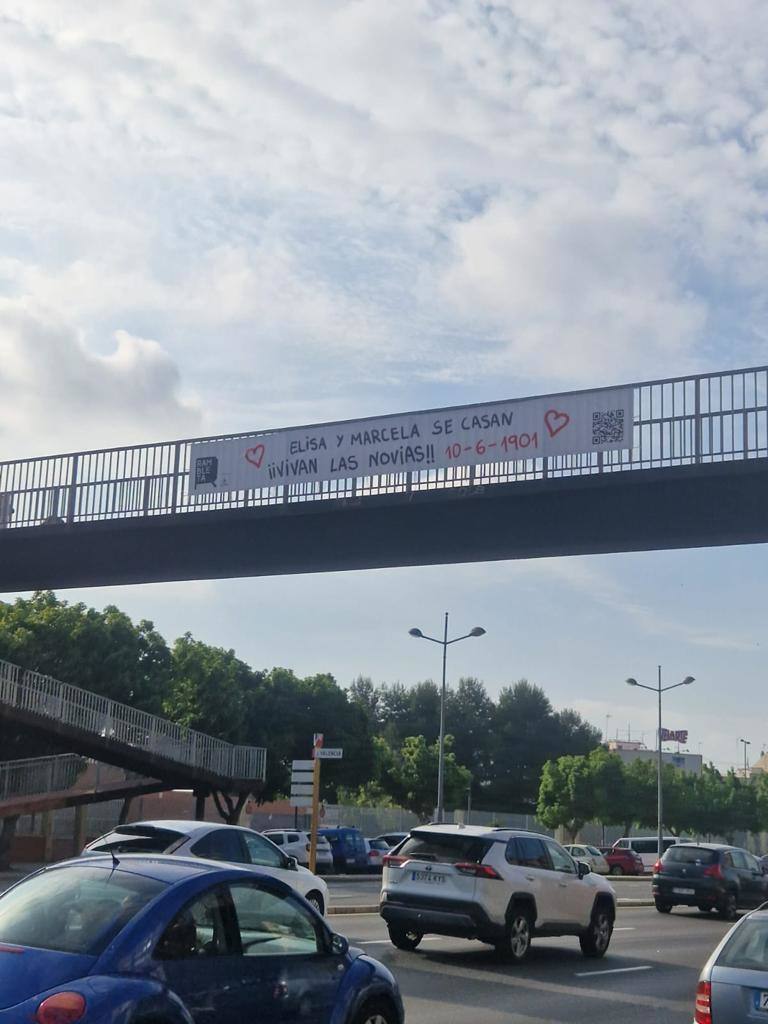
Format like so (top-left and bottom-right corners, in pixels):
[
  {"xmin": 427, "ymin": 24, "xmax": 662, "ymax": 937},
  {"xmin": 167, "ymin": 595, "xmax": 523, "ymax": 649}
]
[
  {"xmin": 306, "ymin": 737, "xmax": 342, "ymax": 873},
  {"xmin": 308, "ymin": 756, "xmax": 321, "ymax": 873}
]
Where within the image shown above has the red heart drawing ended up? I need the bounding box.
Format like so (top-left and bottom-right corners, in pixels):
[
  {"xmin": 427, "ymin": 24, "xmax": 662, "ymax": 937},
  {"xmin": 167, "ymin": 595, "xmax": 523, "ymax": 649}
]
[
  {"xmin": 245, "ymin": 444, "xmax": 266, "ymax": 468},
  {"xmin": 544, "ymin": 409, "xmax": 570, "ymax": 438}
]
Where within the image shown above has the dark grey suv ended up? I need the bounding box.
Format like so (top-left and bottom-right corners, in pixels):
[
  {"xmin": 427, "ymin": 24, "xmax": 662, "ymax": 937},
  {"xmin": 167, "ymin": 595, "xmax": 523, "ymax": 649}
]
[{"xmin": 653, "ymin": 843, "xmax": 768, "ymax": 919}]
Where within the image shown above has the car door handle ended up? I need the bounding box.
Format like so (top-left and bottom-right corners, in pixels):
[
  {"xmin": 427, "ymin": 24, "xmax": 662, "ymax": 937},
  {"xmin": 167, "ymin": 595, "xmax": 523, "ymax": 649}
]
[
  {"xmin": 525, "ymin": 875, "xmax": 535, "ymax": 882},
  {"xmin": 558, "ymin": 881, "xmax": 568, "ymax": 887}
]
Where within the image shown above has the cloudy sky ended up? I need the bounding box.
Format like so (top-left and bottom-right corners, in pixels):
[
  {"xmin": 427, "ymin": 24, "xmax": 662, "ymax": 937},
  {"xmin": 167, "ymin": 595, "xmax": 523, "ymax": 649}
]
[{"xmin": 1, "ymin": 1, "xmax": 767, "ymax": 773}]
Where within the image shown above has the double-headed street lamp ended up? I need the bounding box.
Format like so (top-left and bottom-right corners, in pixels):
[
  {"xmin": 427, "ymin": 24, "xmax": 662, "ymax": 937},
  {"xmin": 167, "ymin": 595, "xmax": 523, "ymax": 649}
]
[
  {"xmin": 626, "ymin": 667, "xmax": 695, "ymax": 862},
  {"xmin": 740, "ymin": 738, "xmax": 751, "ymax": 779},
  {"xmin": 409, "ymin": 614, "xmax": 486, "ymax": 823}
]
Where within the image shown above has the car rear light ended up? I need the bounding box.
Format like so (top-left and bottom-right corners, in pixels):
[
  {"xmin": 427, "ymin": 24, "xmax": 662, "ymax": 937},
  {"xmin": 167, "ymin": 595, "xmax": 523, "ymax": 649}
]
[
  {"xmin": 694, "ymin": 981, "xmax": 712, "ymax": 1024},
  {"xmin": 703, "ymin": 863, "xmax": 724, "ymax": 880},
  {"xmin": 383, "ymin": 854, "xmax": 406, "ymax": 867},
  {"xmin": 36, "ymin": 992, "xmax": 86, "ymax": 1024},
  {"xmin": 455, "ymin": 862, "xmax": 502, "ymax": 879},
  {"xmin": 653, "ymin": 860, "xmax": 663, "ymax": 873}
]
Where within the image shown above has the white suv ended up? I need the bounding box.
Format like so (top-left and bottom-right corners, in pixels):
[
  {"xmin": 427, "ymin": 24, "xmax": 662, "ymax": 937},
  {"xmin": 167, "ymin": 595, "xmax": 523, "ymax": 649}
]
[{"xmin": 380, "ymin": 824, "xmax": 616, "ymax": 962}]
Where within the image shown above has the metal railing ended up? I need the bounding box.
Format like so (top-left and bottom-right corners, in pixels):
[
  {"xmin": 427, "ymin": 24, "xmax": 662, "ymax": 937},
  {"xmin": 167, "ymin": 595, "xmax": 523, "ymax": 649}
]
[
  {"xmin": 0, "ymin": 366, "xmax": 765, "ymax": 529},
  {"xmin": 0, "ymin": 661, "xmax": 266, "ymax": 783},
  {"xmin": 0, "ymin": 753, "xmax": 87, "ymax": 801}
]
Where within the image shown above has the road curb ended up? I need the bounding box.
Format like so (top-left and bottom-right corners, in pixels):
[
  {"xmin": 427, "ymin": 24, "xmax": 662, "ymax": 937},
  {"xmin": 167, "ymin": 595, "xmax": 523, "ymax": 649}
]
[{"xmin": 329, "ymin": 897, "xmax": 656, "ymax": 916}]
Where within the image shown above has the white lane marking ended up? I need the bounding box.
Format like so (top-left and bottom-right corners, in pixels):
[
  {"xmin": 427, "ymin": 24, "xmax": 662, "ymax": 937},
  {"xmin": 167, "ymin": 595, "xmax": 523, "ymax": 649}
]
[
  {"xmin": 360, "ymin": 937, "xmax": 444, "ymax": 945},
  {"xmin": 613, "ymin": 926, "xmax": 636, "ymax": 931},
  {"xmin": 575, "ymin": 965, "xmax": 653, "ymax": 978}
]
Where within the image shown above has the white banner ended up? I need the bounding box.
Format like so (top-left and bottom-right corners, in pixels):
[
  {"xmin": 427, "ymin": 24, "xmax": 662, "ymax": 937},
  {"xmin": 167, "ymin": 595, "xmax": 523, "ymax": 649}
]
[{"xmin": 189, "ymin": 387, "xmax": 634, "ymax": 494}]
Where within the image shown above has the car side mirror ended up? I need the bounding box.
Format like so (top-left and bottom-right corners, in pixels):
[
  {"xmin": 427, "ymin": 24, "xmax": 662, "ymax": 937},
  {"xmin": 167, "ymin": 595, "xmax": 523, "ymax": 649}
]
[
  {"xmin": 578, "ymin": 860, "xmax": 591, "ymax": 879},
  {"xmin": 286, "ymin": 855, "xmax": 298, "ymax": 871},
  {"xmin": 330, "ymin": 933, "xmax": 349, "ymax": 956}
]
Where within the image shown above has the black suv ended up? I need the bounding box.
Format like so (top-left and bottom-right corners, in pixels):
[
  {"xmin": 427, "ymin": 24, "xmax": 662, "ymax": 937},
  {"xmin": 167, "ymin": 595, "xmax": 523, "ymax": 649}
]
[{"xmin": 653, "ymin": 843, "xmax": 768, "ymax": 919}]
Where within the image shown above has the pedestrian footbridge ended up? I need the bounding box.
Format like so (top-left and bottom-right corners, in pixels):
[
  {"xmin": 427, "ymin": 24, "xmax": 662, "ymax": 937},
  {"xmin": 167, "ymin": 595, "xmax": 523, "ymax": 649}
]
[{"xmin": 0, "ymin": 660, "xmax": 266, "ymax": 811}]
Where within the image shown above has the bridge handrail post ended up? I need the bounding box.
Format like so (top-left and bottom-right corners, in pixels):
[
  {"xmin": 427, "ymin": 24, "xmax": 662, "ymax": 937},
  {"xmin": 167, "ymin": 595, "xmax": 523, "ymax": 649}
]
[
  {"xmin": 66, "ymin": 454, "xmax": 80, "ymax": 525},
  {"xmin": 170, "ymin": 443, "xmax": 181, "ymax": 514},
  {"xmin": 694, "ymin": 377, "xmax": 702, "ymax": 464}
]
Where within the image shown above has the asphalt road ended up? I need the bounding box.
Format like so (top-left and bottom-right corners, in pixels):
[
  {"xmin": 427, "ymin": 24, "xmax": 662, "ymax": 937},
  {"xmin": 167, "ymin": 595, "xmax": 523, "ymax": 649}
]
[{"xmin": 328, "ymin": 905, "xmax": 732, "ymax": 1024}]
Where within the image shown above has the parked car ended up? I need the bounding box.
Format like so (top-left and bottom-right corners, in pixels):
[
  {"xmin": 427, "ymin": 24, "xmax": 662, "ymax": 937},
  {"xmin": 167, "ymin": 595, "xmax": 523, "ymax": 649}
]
[
  {"xmin": 365, "ymin": 838, "xmax": 390, "ymax": 872},
  {"xmin": 612, "ymin": 835, "xmax": 689, "ymax": 871},
  {"xmin": 599, "ymin": 845, "xmax": 645, "ymax": 876},
  {"xmin": 374, "ymin": 832, "xmax": 409, "ymax": 849},
  {"xmin": 262, "ymin": 828, "xmax": 335, "ymax": 872},
  {"xmin": 380, "ymin": 824, "xmax": 616, "ymax": 962},
  {"xmin": 695, "ymin": 904, "xmax": 768, "ymax": 1023},
  {"xmin": 0, "ymin": 855, "xmax": 404, "ymax": 1024},
  {"xmin": 653, "ymin": 842, "xmax": 768, "ymax": 918},
  {"xmin": 319, "ymin": 826, "xmax": 369, "ymax": 872},
  {"xmin": 563, "ymin": 844, "xmax": 610, "ymax": 874},
  {"xmin": 83, "ymin": 820, "xmax": 330, "ymax": 914}
]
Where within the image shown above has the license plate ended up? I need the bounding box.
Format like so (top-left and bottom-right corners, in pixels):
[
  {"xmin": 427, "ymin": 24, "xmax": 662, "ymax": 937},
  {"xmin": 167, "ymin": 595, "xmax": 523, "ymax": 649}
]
[
  {"xmin": 753, "ymin": 992, "xmax": 768, "ymax": 1011},
  {"xmin": 672, "ymin": 887, "xmax": 695, "ymax": 895},
  {"xmin": 412, "ymin": 870, "xmax": 446, "ymax": 884}
]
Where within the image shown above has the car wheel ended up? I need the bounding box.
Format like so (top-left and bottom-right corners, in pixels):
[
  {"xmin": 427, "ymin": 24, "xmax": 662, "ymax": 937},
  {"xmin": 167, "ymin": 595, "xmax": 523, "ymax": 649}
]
[
  {"xmin": 610, "ymin": 865, "xmax": 623, "ymax": 876},
  {"xmin": 654, "ymin": 899, "xmax": 672, "ymax": 914},
  {"xmin": 305, "ymin": 891, "xmax": 325, "ymax": 915},
  {"xmin": 387, "ymin": 924, "xmax": 422, "ymax": 951},
  {"xmin": 353, "ymin": 998, "xmax": 399, "ymax": 1024},
  {"xmin": 697, "ymin": 904, "xmax": 712, "ymax": 914},
  {"xmin": 718, "ymin": 893, "xmax": 738, "ymax": 921},
  {"xmin": 579, "ymin": 907, "xmax": 613, "ymax": 958},
  {"xmin": 496, "ymin": 907, "xmax": 532, "ymax": 963}
]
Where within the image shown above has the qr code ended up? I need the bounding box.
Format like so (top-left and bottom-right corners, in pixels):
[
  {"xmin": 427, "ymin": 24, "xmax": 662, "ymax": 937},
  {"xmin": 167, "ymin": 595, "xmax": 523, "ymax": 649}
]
[{"xmin": 592, "ymin": 409, "xmax": 625, "ymax": 445}]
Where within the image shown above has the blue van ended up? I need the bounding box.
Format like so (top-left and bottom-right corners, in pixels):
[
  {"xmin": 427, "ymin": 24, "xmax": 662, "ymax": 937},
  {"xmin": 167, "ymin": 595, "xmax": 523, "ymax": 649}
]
[{"xmin": 319, "ymin": 826, "xmax": 369, "ymax": 872}]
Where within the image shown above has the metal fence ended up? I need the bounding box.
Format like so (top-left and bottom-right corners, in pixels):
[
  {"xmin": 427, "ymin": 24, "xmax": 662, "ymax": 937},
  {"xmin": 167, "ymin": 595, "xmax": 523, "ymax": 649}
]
[
  {"xmin": 0, "ymin": 660, "xmax": 266, "ymax": 783},
  {"xmin": 0, "ymin": 753, "xmax": 87, "ymax": 801},
  {"xmin": 0, "ymin": 367, "xmax": 765, "ymax": 530}
]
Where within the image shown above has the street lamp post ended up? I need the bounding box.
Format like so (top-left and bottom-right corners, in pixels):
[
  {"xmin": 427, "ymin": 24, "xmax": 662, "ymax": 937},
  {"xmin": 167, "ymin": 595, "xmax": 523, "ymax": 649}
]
[
  {"xmin": 740, "ymin": 738, "xmax": 751, "ymax": 779},
  {"xmin": 409, "ymin": 614, "xmax": 486, "ymax": 823},
  {"xmin": 626, "ymin": 667, "xmax": 695, "ymax": 863}
]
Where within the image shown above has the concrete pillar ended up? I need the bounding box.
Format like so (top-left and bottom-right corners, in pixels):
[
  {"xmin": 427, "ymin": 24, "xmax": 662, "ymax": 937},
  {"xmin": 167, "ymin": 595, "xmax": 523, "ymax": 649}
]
[
  {"xmin": 41, "ymin": 811, "xmax": 54, "ymax": 863},
  {"xmin": 73, "ymin": 805, "xmax": 87, "ymax": 857}
]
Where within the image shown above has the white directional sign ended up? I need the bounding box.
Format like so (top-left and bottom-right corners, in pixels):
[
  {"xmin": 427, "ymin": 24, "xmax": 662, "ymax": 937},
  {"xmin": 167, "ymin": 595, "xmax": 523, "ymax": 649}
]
[
  {"xmin": 290, "ymin": 758, "xmax": 317, "ymax": 809},
  {"xmin": 315, "ymin": 748, "xmax": 343, "ymax": 760}
]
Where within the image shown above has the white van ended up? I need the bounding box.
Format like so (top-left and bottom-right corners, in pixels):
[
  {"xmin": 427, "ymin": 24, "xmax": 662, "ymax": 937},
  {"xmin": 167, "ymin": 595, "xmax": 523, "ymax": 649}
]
[{"xmin": 612, "ymin": 836, "xmax": 689, "ymax": 871}]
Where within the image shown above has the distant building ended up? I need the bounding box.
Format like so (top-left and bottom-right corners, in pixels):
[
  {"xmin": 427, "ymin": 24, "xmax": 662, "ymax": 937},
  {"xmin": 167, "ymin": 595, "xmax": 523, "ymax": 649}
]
[
  {"xmin": 606, "ymin": 739, "xmax": 702, "ymax": 776},
  {"xmin": 743, "ymin": 751, "xmax": 768, "ymax": 779}
]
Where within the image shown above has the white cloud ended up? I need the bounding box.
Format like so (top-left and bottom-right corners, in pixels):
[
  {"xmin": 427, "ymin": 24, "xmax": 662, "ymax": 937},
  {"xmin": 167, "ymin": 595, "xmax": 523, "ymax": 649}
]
[{"xmin": 0, "ymin": 300, "xmax": 199, "ymax": 457}]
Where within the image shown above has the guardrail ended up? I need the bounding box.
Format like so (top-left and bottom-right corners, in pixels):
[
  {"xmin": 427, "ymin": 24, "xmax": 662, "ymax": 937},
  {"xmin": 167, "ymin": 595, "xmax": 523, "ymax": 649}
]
[
  {"xmin": 0, "ymin": 661, "xmax": 266, "ymax": 783},
  {"xmin": 0, "ymin": 366, "xmax": 765, "ymax": 529},
  {"xmin": 0, "ymin": 753, "xmax": 87, "ymax": 801}
]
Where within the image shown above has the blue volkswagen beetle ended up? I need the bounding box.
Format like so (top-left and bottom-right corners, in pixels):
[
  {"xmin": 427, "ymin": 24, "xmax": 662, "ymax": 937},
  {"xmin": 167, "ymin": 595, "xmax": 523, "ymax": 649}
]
[{"xmin": 0, "ymin": 854, "xmax": 403, "ymax": 1024}]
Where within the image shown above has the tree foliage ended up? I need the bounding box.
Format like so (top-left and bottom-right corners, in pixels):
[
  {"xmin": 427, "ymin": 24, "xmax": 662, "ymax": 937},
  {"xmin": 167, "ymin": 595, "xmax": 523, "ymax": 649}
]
[{"xmin": 538, "ymin": 752, "xmax": 767, "ymax": 840}]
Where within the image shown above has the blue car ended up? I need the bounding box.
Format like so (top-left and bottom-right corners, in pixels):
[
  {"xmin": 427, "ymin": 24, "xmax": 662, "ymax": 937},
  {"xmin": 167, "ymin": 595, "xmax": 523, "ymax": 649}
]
[{"xmin": 0, "ymin": 854, "xmax": 404, "ymax": 1024}]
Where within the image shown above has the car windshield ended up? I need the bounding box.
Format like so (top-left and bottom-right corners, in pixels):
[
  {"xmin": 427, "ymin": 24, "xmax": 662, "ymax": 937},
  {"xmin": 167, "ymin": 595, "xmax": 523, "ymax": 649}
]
[
  {"xmin": 398, "ymin": 832, "xmax": 492, "ymax": 864},
  {"xmin": 664, "ymin": 846, "xmax": 717, "ymax": 865},
  {"xmin": 0, "ymin": 866, "xmax": 167, "ymax": 955},
  {"xmin": 586, "ymin": 846, "xmax": 602, "ymax": 856},
  {"xmin": 717, "ymin": 918, "xmax": 768, "ymax": 970}
]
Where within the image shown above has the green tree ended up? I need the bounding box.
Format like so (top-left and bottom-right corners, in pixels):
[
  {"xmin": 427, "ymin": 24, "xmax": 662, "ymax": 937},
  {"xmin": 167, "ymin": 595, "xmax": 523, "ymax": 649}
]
[
  {"xmin": 445, "ymin": 677, "xmax": 495, "ymax": 782},
  {"xmin": 537, "ymin": 754, "xmax": 596, "ymax": 841},
  {"xmin": 485, "ymin": 681, "xmax": 601, "ymax": 812},
  {"xmin": 378, "ymin": 734, "xmax": 471, "ymax": 820},
  {"xmin": 165, "ymin": 634, "xmax": 256, "ymax": 743}
]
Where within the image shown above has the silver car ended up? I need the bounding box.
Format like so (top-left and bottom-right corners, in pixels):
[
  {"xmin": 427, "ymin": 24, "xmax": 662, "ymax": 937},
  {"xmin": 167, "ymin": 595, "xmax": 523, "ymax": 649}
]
[{"xmin": 696, "ymin": 904, "xmax": 768, "ymax": 1022}]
